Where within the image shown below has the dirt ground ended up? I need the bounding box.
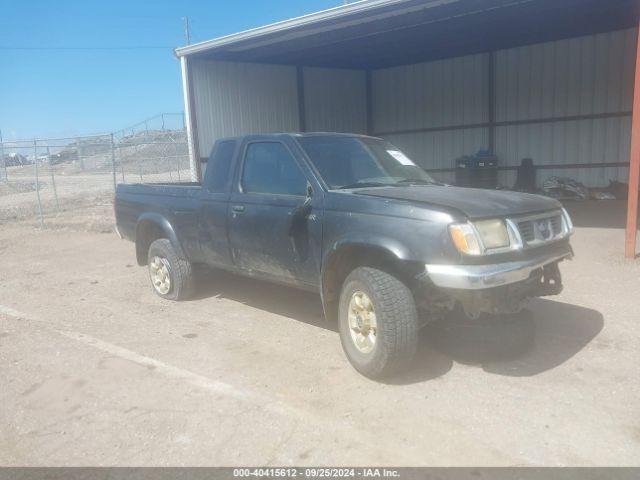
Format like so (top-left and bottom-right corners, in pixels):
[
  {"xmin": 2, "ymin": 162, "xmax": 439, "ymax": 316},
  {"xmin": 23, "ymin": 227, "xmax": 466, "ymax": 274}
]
[{"xmin": 0, "ymin": 201, "xmax": 639, "ymax": 466}]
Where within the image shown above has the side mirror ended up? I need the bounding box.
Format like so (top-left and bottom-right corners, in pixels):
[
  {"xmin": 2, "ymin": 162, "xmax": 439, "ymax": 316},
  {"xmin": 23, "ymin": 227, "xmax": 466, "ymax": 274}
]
[
  {"xmin": 288, "ymin": 183, "xmax": 313, "ymax": 234},
  {"xmin": 293, "ymin": 183, "xmax": 313, "ymax": 218}
]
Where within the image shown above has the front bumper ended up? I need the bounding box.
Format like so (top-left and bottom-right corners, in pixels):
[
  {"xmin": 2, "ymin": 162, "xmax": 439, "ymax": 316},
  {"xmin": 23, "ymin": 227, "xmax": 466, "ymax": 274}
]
[{"xmin": 425, "ymin": 250, "xmax": 573, "ymax": 290}]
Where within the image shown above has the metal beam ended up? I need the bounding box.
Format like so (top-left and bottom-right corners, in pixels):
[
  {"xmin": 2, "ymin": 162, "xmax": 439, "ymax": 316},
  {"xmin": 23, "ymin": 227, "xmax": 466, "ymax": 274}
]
[
  {"xmin": 374, "ymin": 111, "xmax": 633, "ymax": 137},
  {"xmin": 296, "ymin": 66, "xmax": 307, "ymax": 132},
  {"xmin": 190, "ymin": 0, "xmax": 636, "ymax": 70},
  {"xmin": 488, "ymin": 50, "xmax": 495, "ymax": 154},
  {"xmin": 174, "ymin": 0, "xmax": 449, "ymax": 58},
  {"xmin": 625, "ymin": 24, "xmax": 640, "ymax": 258},
  {"xmin": 180, "ymin": 56, "xmax": 201, "ymax": 182},
  {"xmin": 425, "ymin": 161, "xmax": 630, "ymax": 174}
]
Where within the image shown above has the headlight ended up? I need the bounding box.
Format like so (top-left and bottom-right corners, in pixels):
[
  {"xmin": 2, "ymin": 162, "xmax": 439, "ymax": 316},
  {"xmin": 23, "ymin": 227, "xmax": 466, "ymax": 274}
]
[
  {"xmin": 449, "ymin": 223, "xmax": 482, "ymax": 256},
  {"xmin": 449, "ymin": 219, "xmax": 511, "ymax": 255},
  {"xmin": 474, "ymin": 218, "xmax": 510, "ymax": 249}
]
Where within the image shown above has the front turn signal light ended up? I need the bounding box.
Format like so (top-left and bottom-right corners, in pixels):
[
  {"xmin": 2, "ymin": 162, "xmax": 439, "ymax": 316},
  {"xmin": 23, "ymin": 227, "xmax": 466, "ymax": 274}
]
[{"xmin": 449, "ymin": 223, "xmax": 482, "ymax": 256}]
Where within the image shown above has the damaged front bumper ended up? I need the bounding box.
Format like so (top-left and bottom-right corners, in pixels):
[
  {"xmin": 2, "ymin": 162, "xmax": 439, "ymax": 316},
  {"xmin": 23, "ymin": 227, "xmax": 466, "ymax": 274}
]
[
  {"xmin": 425, "ymin": 249, "xmax": 573, "ymax": 290},
  {"xmin": 422, "ymin": 247, "xmax": 573, "ymax": 316}
]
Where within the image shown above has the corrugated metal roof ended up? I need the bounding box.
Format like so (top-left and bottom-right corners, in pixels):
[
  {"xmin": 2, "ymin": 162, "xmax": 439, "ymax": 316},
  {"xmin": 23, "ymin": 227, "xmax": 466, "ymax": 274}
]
[
  {"xmin": 175, "ymin": 0, "xmax": 638, "ymax": 70},
  {"xmin": 174, "ymin": 0, "xmax": 447, "ymax": 58}
]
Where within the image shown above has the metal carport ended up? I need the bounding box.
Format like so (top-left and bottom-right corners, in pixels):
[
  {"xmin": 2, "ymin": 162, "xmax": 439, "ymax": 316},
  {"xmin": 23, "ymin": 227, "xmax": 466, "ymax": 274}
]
[{"xmin": 175, "ymin": 0, "xmax": 640, "ymax": 258}]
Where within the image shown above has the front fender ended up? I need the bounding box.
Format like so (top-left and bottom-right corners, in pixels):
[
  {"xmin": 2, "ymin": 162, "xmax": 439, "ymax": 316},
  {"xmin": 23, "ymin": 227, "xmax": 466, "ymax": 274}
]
[
  {"xmin": 323, "ymin": 234, "xmax": 411, "ymax": 269},
  {"xmin": 320, "ymin": 234, "xmax": 413, "ymax": 322}
]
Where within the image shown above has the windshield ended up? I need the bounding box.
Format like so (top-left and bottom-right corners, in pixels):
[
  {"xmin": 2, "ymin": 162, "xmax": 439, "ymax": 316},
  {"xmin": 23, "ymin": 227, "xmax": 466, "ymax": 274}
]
[{"xmin": 296, "ymin": 136, "xmax": 437, "ymax": 189}]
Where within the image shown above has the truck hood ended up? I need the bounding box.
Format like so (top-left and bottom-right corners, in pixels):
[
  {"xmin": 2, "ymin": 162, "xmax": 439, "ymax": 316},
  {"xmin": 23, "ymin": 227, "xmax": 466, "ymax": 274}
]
[{"xmin": 353, "ymin": 185, "xmax": 561, "ymax": 219}]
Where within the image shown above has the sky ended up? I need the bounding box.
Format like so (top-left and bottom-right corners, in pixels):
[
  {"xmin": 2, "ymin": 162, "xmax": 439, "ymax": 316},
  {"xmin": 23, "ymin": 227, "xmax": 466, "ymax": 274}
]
[{"xmin": 0, "ymin": 0, "xmax": 342, "ymax": 140}]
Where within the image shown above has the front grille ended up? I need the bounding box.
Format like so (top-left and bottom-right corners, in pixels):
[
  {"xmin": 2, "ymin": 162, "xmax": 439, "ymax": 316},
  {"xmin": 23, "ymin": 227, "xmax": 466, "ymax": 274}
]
[
  {"xmin": 550, "ymin": 215, "xmax": 562, "ymax": 235},
  {"xmin": 517, "ymin": 221, "xmax": 535, "ymax": 241},
  {"xmin": 515, "ymin": 212, "xmax": 565, "ymax": 246}
]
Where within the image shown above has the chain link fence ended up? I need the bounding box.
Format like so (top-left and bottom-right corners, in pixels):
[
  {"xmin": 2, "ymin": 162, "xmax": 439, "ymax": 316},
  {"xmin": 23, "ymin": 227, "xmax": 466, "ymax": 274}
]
[{"xmin": 0, "ymin": 113, "xmax": 191, "ymax": 228}]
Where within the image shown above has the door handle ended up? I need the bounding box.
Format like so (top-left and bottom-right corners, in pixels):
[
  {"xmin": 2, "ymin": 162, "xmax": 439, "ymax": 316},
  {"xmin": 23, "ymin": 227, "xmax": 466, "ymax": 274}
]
[{"xmin": 231, "ymin": 205, "xmax": 245, "ymax": 213}]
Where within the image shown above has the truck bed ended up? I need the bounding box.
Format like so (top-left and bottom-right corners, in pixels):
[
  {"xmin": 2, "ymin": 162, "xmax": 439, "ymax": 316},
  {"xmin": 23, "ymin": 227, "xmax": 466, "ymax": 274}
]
[{"xmin": 115, "ymin": 182, "xmax": 203, "ymax": 243}]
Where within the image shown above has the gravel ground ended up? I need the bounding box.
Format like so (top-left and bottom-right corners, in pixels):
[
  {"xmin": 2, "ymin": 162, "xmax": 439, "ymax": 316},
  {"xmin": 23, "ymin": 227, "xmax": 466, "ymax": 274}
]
[{"xmin": 0, "ymin": 202, "xmax": 639, "ymax": 466}]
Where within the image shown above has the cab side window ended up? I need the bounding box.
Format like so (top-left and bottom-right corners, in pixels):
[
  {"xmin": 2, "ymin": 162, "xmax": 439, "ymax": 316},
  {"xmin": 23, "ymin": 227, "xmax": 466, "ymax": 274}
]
[
  {"xmin": 241, "ymin": 142, "xmax": 307, "ymax": 196},
  {"xmin": 205, "ymin": 140, "xmax": 237, "ymax": 193}
]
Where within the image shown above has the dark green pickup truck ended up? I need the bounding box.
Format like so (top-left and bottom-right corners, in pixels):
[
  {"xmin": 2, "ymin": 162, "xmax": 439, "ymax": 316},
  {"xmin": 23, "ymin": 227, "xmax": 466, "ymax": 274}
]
[{"xmin": 115, "ymin": 133, "xmax": 574, "ymax": 378}]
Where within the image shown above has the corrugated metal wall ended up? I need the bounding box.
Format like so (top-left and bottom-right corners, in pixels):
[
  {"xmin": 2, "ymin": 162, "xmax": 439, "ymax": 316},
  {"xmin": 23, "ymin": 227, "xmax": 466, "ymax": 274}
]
[
  {"xmin": 371, "ymin": 29, "xmax": 635, "ymax": 187},
  {"xmin": 371, "ymin": 53, "xmax": 490, "ymax": 183},
  {"xmin": 303, "ymin": 67, "xmax": 367, "ymax": 133},
  {"xmin": 190, "ymin": 62, "xmax": 367, "ymax": 157},
  {"xmin": 189, "ymin": 29, "xmax": 635, "ymax": 188},
  {"xmin": 384, "ymin": 129, "xmax": 488, "ymax": 184},
  {"xmin": 494, "ymin": 29, "xmax": 636, "ymax": 187},
  {"xmin": 191, "ymin": 60, "xmax": 299, "ymax": 157},
  {"xmin": 495, "ymin": 31, "xmax": 635, "ymax": 121},
  {"xmin": 372, "ymin": 54, "xmax": 489, "ymax": 132},
  {"xmin": 495, "ymin": 117, "xmax": 631, "ymax": 187}
]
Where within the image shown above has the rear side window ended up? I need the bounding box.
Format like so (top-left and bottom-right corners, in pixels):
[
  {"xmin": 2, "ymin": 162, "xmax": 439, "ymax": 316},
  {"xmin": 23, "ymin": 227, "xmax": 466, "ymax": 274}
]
[
  {"xmin": 241, "ymin": 142, "xmax": 307, "ymax": 196},
  {"xmin": 206, "ymin": 140, "xmax": 236, "ymax": 192}
]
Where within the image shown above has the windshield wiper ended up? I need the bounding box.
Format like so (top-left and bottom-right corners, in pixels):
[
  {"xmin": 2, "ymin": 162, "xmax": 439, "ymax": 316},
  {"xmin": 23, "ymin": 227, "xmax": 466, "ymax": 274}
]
[{"xmin": 337, "ymin": 181, "xmax": 395, "ymax": 190}]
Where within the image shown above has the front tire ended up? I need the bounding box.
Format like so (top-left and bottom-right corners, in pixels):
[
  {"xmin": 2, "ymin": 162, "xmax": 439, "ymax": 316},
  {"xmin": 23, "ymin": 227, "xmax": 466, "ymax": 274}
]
[
  {"xmin": 147, "ymin": 238, "xmax": 193, "ymax": 301},
  {"xmin": 338, "ymin": 267, "xmax": 418, "ymax": 379}
]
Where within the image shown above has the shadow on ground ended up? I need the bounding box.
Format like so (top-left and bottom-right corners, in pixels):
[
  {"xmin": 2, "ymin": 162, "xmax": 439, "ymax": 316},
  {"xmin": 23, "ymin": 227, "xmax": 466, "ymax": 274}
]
[
  {"xmin": 191, "ymin": 268, "xmax": 604, "ymax": 384},
  {"xmin": 190, "ymin": 268, "xmax": 329, "ymax": 331}
]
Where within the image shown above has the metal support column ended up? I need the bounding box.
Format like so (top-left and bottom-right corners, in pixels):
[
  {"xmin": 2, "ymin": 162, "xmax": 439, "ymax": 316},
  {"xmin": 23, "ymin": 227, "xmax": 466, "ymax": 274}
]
[
  {"xmin": 625, "ymin": 24, "xmax": 640, "ymax": 259},
  {"xmin": 488, "ymin": 51, "xmax": 496, "ymax": 154},
  {"xmin": 296, "ymin": 66, "xmax": 307, "ymax": 133},
  {"xmin": 180, "ymin": 56, "xmax": 201, "ymax": 182}
]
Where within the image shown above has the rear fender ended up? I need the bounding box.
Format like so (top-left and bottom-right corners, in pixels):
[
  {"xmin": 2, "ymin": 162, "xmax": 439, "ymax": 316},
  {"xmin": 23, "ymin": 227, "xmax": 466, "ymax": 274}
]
[{"xmin": 135, "ymin": 213, "xmax": 186, "ymax": 266}]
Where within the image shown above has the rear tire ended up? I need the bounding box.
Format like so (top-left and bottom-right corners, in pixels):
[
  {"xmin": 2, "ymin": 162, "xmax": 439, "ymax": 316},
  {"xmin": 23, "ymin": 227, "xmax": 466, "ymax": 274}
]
[
  {"xmin": 147, "ymin": 238, "xmax": 193, "ymax": 301},
  {"xmin": 338, "ymin": 267, "xmax": 418, "ymax": 379}
]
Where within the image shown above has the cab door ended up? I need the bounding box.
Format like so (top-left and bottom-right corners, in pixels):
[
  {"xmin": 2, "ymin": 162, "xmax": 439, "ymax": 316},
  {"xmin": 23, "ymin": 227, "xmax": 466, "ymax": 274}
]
[
  {"xmin": 228, "ymin": 139, "xmax": 320, "ymax": 286},
  {"xmin": 197, "ymin": 139, "xmax": 237, "ymax": 268}
]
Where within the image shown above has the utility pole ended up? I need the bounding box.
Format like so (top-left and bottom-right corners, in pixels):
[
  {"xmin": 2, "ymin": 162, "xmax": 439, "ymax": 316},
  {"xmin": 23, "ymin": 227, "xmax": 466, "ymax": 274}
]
[{"xmin": 183, "ymin": 16, "xmax": 191, "ymax": 45}]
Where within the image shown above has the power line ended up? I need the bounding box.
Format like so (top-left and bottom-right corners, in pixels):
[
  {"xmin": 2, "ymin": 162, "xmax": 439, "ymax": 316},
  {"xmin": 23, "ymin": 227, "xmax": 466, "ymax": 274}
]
[{"xmin": 1, "ymin": 17, "xmax": 196, "ymax": 51}]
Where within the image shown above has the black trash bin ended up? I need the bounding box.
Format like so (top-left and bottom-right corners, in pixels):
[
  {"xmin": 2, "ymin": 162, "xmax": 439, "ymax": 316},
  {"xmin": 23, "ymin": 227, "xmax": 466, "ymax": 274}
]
[{"xmin": 455, "ymin": 151, "xmax": 498, "ymax": 189}]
